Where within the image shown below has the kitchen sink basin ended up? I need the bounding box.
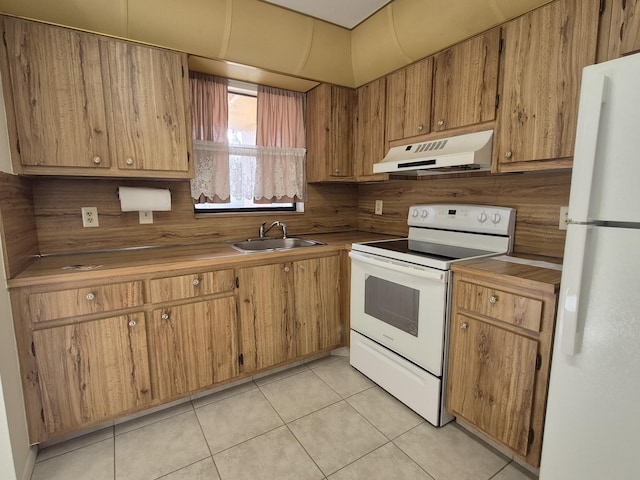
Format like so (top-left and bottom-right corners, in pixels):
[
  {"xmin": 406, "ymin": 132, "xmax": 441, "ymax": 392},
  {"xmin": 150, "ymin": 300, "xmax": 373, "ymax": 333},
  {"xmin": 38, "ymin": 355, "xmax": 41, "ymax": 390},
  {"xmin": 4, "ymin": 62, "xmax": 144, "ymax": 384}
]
[{"xmin": 229, "ymin": 237, "xmax": 325, "ymax": 253}]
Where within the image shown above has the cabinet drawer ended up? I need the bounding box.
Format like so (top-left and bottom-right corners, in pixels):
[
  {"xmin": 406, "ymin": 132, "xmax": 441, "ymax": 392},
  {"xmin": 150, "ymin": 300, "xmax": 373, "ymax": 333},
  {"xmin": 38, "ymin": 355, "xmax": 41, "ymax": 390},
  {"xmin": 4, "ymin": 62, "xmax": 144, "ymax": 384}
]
[
  {"xmin": 456, "ymin": 281, "xmax": 542, "ymax": 332},
  {"xmin": 29, "ymin": 281, "xmax": 144, "ymax": 323},
  {"xmin": 149, "ymin": 270, "xmax": 235, "ymax": 303}
]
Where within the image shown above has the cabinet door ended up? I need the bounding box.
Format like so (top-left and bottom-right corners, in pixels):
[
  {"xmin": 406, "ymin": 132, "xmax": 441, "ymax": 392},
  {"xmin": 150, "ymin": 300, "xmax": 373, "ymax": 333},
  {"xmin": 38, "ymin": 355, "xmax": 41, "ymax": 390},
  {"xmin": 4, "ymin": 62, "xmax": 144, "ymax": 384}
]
[
  {"xmin": 354, "ymin": 77, "xmax": 388, "ymax": 181},
  {"xmin": 607, "ymin": 0, "xmax": 640, "ymax": 58},
  {"xmin": 237, "ymin": 263, "xmax": 295, "ymax": 372},
  {"xmin": 386, "ymin": 57, "xmax": 433, "ymax": 142},
  {"xmin": 149, "ymin": 297, "xmax": 238, "ymax": 400},
  {"xmin": 33, "ymin": 313, "xmax": 151, "ymax": 435},
  {"xmin": 432, "ymin": 29, "xmax": 500, "ymax": 132},
  {"xmin": 447, "ymin": 314, "xmax": 538, "ymax": 457},
  {"xmin": 3, "ymin": 18, "xmax": 111, "ymax": 169},
  {"xmin": 294, "ymin": 256, "xmax": 342, "ymax": 357},
  {"xmin": 306, "ymin": 84, "xmax": 354, "ymax": 181},
  {"xmin": 495, "ymin": 0, "xmax": 600, "ymax": 171},
  {"xmin": 107, "ymin": 41, "xmax": 190, "ymax": 173}
]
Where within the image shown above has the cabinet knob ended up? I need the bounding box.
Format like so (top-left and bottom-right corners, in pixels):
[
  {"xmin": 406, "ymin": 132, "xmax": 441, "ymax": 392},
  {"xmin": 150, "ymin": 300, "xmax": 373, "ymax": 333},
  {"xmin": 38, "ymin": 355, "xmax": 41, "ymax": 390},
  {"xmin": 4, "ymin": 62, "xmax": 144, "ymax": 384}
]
[
  {"xmin": 284, "ymin": 266, "xmax": 290, "ymax": 273},
  {"xmin": 489, "ymin": 295, "xmax": 497, "ymax": 304},
  {"xmin": 192, "ymin": 278, "xmax": 201, "ymax": 286},
  {"xmin": 161, "ymin": 313, "xmax": 169, "ymax": 321},
  {"xmin": 126, "ymin": 157, "xmax": 134, "ymax": 165},
  {"xmin": 334, "ymin": 169, "xmax": 341, "ymax": 174},
  {"xmin": 92, "ymin": 156, "xmax": 102, "ymax": 165},
  {"xmin": 417, "ymin": 124, "xmax": 424, "ymax": 131},
  {"xmin": 128, "ymin": 319, "xmax": 137, "ymax": 327},
  {"xmin": 299, "ymin": 265, "xmax": 305, "ymax": 271},
  {"xmin": 504, "ymin": 150, "xmax": 513, "ymax": 159},
  {"xmin": 460, "ymin": 322, "xmax": 468, "ymax": 330},
  {"xmin": 86, "ymin": 292, "xmax": 95, "ymax": 301},
  {"xmin": 437, "ymin": 119, "xmax": 445, "ymax": 127}
]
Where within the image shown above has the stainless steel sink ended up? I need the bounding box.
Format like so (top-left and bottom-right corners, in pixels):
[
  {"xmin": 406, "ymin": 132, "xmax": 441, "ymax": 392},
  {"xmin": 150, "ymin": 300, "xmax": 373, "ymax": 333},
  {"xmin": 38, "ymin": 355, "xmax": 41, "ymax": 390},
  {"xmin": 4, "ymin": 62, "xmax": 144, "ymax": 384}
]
[{"xmin": 229, "ymin": 237, "xmax": 325, "ymax": 253}]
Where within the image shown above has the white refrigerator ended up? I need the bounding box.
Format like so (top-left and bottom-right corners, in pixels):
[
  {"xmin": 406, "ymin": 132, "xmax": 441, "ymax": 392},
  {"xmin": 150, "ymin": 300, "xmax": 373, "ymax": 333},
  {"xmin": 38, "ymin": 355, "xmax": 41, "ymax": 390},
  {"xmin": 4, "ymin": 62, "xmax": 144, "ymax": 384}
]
[{"xmin": 539, "ymin": 53, "xmax": 640, "ymax": 479}]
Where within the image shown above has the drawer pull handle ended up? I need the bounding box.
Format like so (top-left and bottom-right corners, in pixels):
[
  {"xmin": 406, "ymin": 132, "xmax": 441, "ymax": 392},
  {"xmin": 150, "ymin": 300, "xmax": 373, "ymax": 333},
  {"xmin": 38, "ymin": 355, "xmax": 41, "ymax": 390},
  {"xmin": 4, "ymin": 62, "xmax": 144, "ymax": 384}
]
[
  {"xmin": 161, "ymin": 313, "xmax": 170, "ymax": 321},
  {"xmin": 460, "ymin": 322, "xmax": 468, "ymax": 330},
  {"xmin": 126, "ymin": 157, "xmax": 134, "ymax": 165},
  {"xmin": 128, "ymin": 320, "xmax": 136, "ymax": 327},
  {"xmin": 489, "ymin": 295, "xmax": 497, "ymax": 304},
  {"xmin": 192, "ymin": 278, "xmax": 201, "ymax": 286},
  {"xmin": 92, "ymin": 156, "xmax": 102, "ymax": 165},
  {"xmin": 86, "ymin": 292, "xmax": 96, "ymax": 301}
]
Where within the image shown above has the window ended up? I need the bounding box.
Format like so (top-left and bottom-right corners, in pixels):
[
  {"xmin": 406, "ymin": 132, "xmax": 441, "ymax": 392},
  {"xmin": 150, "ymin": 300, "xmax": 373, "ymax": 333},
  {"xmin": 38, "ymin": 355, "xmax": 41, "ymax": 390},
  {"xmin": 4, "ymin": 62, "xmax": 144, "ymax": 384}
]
[{"xmin": 191, "ymin": 77, "xmax": 304, "ymax": 213}]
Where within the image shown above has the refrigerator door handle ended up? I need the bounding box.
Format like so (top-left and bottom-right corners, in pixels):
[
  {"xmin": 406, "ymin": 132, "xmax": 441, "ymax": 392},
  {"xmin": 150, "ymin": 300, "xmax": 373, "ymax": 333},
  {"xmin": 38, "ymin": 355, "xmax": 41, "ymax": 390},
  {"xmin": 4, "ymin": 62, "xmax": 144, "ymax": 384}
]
[
  {"xmin": 567, "ymin": 73, "xmax": 608, "ymax": 222},
  {"xmin": 558, "ymin": 224, "xmax": 590, "ymax": 355}
]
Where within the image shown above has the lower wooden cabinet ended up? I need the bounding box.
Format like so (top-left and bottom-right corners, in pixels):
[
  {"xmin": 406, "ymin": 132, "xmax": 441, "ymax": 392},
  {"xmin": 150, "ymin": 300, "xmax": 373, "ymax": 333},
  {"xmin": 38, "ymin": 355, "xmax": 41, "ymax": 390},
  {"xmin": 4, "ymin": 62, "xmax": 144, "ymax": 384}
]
[
  {"xmin": 33, "ymin": 313, "xmax": 152, "ymax": 436},
  {"xmin": 237, "ymin": 254, "xmax": 342, "ymax": 374},
  {"xmin": 447, "ymin": 260, "xmax": 560, "ymax": 467},
  {"xmin": 148, "ymin": 297, "xmax": 238, "ymax": 400},
  {"xmin": 10, "ymin": 252, "xmax": 344, "ymax": 443}
]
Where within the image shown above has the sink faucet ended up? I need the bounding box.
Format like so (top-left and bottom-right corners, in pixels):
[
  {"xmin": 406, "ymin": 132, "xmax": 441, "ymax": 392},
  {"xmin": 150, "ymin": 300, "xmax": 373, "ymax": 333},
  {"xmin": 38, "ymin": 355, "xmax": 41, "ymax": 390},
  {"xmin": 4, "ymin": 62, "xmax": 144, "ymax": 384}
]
[{"xmin": 259, "ymin": 221, "xmax": 287, "ymax": 239}]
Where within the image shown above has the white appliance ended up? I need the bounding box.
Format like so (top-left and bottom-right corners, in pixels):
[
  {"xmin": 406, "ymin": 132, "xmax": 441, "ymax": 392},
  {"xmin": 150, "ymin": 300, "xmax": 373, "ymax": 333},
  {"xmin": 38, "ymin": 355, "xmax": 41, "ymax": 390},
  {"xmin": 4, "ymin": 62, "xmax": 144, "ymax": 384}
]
[
  {"xmin": 372, "ymin": 130, "xmax": 493, "ymax": 175},
  {"xmin": 539, "ymin": 53, "xmax": 640, "ymax": 479},
  {"xmin": 350, "ymin": 204, "xmax": 515, "ymax": 426}
]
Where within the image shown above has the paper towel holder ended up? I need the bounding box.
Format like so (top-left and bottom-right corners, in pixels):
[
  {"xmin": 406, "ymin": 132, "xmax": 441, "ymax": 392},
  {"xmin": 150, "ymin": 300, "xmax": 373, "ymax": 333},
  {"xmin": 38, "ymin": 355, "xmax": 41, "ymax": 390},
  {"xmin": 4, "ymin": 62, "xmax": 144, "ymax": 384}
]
[{"xmin": 117, "ymin": 186, "xmax": 172, "ymax": 225}]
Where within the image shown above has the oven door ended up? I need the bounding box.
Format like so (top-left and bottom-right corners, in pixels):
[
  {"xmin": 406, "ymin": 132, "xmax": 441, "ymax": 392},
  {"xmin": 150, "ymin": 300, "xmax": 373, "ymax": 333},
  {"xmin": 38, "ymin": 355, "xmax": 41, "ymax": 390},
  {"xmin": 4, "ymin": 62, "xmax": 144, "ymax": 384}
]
[{"xmin": 349, "ymin": 250, "xmax": 449, "ymax": 376}]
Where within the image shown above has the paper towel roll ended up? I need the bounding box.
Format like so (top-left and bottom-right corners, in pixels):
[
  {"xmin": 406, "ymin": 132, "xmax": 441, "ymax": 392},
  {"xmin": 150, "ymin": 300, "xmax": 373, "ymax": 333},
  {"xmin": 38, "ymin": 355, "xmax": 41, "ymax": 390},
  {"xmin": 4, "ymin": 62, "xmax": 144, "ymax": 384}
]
[{"xmin": 118, "ymin": 187, "xmax": 172, "ymax": 212}]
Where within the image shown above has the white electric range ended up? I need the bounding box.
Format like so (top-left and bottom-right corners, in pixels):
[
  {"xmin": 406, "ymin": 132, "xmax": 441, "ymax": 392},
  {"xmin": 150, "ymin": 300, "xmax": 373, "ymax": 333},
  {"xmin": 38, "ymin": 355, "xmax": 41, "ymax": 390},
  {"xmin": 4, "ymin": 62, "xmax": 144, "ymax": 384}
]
[{"xmin": 349, "ymin": 204, "xmax": 516, "ymax": 426}]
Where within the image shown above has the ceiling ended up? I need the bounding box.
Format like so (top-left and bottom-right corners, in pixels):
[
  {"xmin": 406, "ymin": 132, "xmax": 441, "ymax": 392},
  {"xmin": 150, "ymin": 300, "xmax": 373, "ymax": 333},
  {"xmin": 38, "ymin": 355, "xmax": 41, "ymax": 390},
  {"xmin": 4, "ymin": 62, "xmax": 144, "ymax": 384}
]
[
  {"xmin": 0, "ymin": 0, "xmax": 553, "ymax": 90},
  {"xmin": 261, "ymin": 0, "xmax": 393, "ymax": 29}
]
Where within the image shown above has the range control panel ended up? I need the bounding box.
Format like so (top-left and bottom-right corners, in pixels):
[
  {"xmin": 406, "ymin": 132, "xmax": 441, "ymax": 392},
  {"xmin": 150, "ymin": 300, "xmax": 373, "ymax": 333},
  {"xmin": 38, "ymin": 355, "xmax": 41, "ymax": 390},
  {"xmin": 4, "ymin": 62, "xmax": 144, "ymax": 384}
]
[{"xmin": 407, "ymin": 204, "xmax": 516, "ymax": 236}]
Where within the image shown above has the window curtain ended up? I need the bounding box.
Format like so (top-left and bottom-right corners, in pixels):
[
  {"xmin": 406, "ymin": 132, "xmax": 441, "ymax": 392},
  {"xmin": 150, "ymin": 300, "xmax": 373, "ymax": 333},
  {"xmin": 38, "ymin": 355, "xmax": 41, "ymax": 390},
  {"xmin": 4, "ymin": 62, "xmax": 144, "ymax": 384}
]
[
  {"xmin": 189, "ymin": 73, "xmax": 230, "ymax": 203},
  {"xmin": 255, "ymin": 85, "xmax": 307, "ymax": 203}
]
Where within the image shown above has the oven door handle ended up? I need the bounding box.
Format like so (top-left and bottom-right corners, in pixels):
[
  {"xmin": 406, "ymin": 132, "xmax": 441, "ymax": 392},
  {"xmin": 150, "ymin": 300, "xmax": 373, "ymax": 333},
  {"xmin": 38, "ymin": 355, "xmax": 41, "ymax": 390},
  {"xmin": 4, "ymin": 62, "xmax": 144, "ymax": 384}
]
[{"xmin": 349, "ymin": 251, "xmax": 445, "ymax": 282}]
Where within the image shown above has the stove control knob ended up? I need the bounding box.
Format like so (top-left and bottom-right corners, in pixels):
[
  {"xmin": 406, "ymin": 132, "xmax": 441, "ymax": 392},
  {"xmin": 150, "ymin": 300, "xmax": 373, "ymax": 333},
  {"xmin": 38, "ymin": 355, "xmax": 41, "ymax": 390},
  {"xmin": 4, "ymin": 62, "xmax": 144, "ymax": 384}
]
[
  {"xmin": 411, "ymin": 208, "xmax": 419, "ymax": 218},
  {"xmin": 477, "ymin": 212, "xmax": 488, "ymax": 223},
  {"xmin": 491, "ymin": 212, "xmax": 502, "ymax": 224},
  {"xmin": 420, "ymin": 209, "xmax": 429, "ymax": 218}
]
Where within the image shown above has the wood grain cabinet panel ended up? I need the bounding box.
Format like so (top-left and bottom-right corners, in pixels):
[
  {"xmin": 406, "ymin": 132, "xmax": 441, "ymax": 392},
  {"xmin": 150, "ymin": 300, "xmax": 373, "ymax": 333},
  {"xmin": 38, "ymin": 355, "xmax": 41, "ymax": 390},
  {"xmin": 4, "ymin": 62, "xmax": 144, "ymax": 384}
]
[
  {"xmin": 1, "ymin": 16, "xmax": 191, "ymax": 178},
  {"xmin": 306, "ymin": 83, "xmax": 355, "ymax": 182},
  {"xmin": 148, "ymin": 297, "xmax": 238, "ymax": 400},
  {"xmin": 149, "ymin": 270, "xmax": 235, "ymax": 303},
  {"xmin": 3, "ymin": 18, "xmax": 111, "ymax": 169},
  {"xmin": 354, "ymin": 77, "xmax": 388, "ymax": 182},
  {"xmin": 447, "ymin": 265, "xmax": 560, "ymax": 467},
  {"xmin": 448, "ymin": 314, "xmax": 538, "ymax": 457},
  {"xmin": 33, "ymin": 313, "xmax": 151, "ymax": 435},
  {"xmin": 385, "ymin": 57, "xmax": 433, "ymax": 143},
  {"xmin": 237, "ymin": 263, "xmax": 295, "ymax": 373},
  {"xmin": 294, "ymin": 256, "xmax": 342, "ymax": 356},
  {"xmin": 603, "ymin": 0, "xmax": 640, "ymax": 59},
  {"xmin": 456, "ymin": 281, "xmax": 542, "ymax": 332},
  {"xmin": 28, "ymin": 281, "xmax": 143, "ymax": 323},
  {"xmin": 432, "ymin": 28, "xmax": 501, "ymax": 132},
  {"xmin": 494, "ymin": 0, "xmax": 600, "ymax": 171}
]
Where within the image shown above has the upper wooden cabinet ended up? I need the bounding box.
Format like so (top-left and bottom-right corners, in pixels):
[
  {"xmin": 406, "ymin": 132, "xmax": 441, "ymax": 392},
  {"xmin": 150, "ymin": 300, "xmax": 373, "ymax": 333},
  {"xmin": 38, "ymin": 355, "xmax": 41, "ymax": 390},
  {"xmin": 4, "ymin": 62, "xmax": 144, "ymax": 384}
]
[
  {"xmin": 600, "ymin": 0, "xmax": 640, "ymax": 61},
  {"xmin": 354, "ymin": 77, "xmax": 388, "ymax": 182},
  {"xmin": 306, "ymin": 83, "xmax": 355, "ymax": 182},
  {"xmin": 385, "ymin": 57, "xmax": 433, "ymax": 143},
  {"xmin": 432, "ymin": 29, "xmax": 501, "ymax": 133},
  {"xmin": 0, "ymin": 16, "xmax": 192, "ymax": 178},
  {"xmin": 494, "ymin": 0, "xmax": 600, "ymax": 172}
]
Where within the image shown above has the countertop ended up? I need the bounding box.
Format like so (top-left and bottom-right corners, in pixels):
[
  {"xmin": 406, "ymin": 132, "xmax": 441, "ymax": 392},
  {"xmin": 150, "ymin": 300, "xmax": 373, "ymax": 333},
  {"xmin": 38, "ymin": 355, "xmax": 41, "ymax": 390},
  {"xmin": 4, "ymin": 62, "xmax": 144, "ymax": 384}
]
[{"xmin": 8, "ymin": 231, "xmax": 397, "ymax": 288}]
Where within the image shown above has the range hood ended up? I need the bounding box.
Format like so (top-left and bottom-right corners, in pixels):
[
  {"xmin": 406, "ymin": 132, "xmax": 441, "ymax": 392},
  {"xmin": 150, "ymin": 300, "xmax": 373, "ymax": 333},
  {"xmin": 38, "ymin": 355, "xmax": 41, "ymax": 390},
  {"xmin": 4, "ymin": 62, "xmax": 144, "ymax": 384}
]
[{"xmin": 373, "ymin": 130, "xmax": 493, "ymax": 175}]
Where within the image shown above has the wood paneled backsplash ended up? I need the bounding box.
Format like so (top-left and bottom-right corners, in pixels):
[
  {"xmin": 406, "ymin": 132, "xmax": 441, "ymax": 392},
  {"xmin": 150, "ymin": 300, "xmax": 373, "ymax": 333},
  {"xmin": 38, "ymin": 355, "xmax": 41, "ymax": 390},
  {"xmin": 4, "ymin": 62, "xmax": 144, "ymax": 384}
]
[
  {"xmin": 0, "ymin": 172, "xmax": 39, "ymax": 278},
  {"xmin": 357, "ymin": 171, "xmax": 571, "ymax": 258},
  {"xmin": 32, "ymin": 179, "xmax": 358, "ymax": 255}
]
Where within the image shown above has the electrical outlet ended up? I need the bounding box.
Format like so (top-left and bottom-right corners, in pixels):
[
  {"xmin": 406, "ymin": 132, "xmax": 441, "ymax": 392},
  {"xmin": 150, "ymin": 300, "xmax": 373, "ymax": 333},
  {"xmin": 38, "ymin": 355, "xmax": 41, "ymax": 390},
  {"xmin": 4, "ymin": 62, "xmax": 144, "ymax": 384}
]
[
  {"xmin": 375, "ymin": 200, "xmax": 383, "ymax": 215},
  {"xmin": 81, "ymin": 207, "xmax": 99, "ymax": 228},
  {"xmin": 559, "ymin": 206, "xmax": 569, "ymax": 230},
  {"xmin": 139, "ymin": 211, "xmax": 154, "ymax": 224}
]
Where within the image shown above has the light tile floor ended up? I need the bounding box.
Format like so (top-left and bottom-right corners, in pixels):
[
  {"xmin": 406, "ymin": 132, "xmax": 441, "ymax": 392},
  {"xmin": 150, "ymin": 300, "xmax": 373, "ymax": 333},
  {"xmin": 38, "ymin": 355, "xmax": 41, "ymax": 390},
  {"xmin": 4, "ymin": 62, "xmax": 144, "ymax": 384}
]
[{"xmin": 31, "ymin": 355, "xmax": 538, "ymax": 480}]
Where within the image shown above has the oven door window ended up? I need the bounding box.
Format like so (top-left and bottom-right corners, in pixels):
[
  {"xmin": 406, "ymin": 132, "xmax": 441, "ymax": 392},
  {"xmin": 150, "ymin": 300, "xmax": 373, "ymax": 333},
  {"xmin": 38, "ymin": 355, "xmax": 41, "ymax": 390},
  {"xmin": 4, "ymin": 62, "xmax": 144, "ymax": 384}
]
[{"xmin": 364, "ymin": 275, "xmax": 419, "ymax": 336}]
